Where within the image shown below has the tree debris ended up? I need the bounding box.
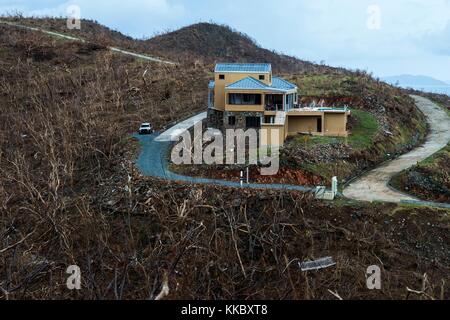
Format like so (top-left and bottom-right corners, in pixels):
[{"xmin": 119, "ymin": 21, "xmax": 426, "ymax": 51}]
[{"xmin": 299, "ymin": 257, "xmax": 336, "ymax": 271}]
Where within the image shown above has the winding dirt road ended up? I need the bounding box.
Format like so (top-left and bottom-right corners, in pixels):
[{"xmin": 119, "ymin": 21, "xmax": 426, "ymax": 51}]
[{"xmin": 343, "ymin": 95, "xmax": 450, "ymax": 203}]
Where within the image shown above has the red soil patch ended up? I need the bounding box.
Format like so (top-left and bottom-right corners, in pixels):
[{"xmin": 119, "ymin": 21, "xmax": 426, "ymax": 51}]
[{"xmin": 181, "ymin": 166, "xmax": 324, "ymax": 186}]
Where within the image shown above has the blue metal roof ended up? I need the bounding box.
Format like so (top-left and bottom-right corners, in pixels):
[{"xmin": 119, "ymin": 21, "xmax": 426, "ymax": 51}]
[
  {"xmin": 226, "ymin": 76, "xmax": 297, "ymax": 92},
  {"xmin": 215, "ymin": 63, "xmax": 272, "ymax": 73},
  {"xmin": 272, "ymin": 77, "xmax": 297, "ymax": 90},
  {"xmin": 226, "ymin": 77, "xmax": 269, "ymax": 90}
]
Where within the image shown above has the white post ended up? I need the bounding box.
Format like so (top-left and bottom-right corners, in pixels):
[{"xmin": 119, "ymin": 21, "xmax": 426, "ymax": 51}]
[
  {"xmin": 246, "ymin": 167, "xmax": 249, "ymax": 184},
  {"xmin": 332, "ymin": 176, "xmax": 338, "ymax": 196},
  {"xmin": 240, "ymin": 171, "xmax": 244, "ymax": 187}
]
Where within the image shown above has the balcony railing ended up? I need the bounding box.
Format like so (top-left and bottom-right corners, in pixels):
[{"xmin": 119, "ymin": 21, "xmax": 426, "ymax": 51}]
[
  {"xmin": 265, "ymin": 104, "xmax": 284, "ymax": 111},
  {"xmin": 265, "ymin": 104, "xmax": 300, "ymax": 112}
]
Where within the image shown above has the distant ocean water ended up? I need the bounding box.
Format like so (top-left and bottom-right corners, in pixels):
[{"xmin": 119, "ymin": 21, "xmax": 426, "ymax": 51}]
[{"xmin": 400, "ymin": 85, "xmax": 450, "ymax": 96}]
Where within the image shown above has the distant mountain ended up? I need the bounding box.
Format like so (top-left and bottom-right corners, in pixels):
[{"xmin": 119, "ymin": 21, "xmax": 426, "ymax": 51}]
[
  {"xmin": 382, "ymin": 75, "xmax": 450, "ymax": 95},
  {"xmin": 382, "ymin": 74, "xmax": 449, "ymax": 87}
]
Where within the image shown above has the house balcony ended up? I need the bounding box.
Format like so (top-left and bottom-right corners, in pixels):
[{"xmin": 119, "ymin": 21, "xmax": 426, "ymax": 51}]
[
  {"xmin": 265, "ymin": 93, "xmax": 298, "ymax": 112},
  {"xmin": 265, "ymin": 104, "xmax": 285, "ymax": 112}
]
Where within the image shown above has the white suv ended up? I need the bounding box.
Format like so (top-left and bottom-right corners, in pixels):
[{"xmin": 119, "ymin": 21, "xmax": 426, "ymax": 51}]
[{"xmin": 139, "ymin": 123, "xmax": 153, "ymax": 135}]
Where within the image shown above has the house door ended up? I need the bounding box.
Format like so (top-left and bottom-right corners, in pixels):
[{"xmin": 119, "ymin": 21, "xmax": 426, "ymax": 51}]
[{"xmin": 317, "ymin": 118, "xmax": 322, "ymax": 133}]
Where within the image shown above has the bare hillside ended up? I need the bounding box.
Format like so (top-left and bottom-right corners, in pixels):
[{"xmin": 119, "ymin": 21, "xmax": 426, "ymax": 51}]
[
  {"xmin": 144, "ymin": 23, "xmax": 328, "ymax": 73},
  {"xmin": 0, "ymin": 18, "xmax": 448, "ymax": 300},
  {"xmin": 2, "ymin": 17, "xmax": 335, "ymax": 73}
]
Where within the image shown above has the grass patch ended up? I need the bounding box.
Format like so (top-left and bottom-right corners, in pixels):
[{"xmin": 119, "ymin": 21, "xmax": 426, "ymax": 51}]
[
  {"xmin": 347, "ymin": 109, "xmax": 379, "ymax": 149},
  {"xmin": 391, "ymin": 116, "xmax": 427, "ymax": 150},
  {"xmin": 301, "ymin": 161, "xmax": 359, "ymax": 183},
  {"xmin": 434, "ymin": 101, "xmax": 450, "ymax": 117}
]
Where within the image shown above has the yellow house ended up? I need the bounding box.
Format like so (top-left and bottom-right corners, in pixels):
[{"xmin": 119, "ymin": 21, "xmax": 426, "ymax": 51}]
[{"xmin": 207, "ymin": 63, "xmax": 350, "ymax": 146}]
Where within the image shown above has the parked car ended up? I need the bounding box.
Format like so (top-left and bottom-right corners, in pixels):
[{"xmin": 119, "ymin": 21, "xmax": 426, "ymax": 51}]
[{"xmin": 139, "ymin": 123, "xmax": 153, "ymax": 135}]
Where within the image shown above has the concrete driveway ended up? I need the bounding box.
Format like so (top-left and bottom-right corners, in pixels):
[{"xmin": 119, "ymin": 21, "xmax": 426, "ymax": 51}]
[
  {"xmin": 343, "ymin": 95, "xmax": 450, "ymax": 203},
  {"xmin": 134, "ymin": 133, "xmax": 312, "ymax": 192},
  {"xmin": 155, "ymin": 112, "xmax": 207, "ymax": 142}
]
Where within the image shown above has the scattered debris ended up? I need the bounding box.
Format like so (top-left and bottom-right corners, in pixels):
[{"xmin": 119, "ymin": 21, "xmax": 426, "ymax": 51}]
[
  {"xmin": 328, "ymin": 289, "xmax": 344, "ymax": 300},
  {"xmin": 155, "ymin": 272, "xmax": 170, "ymax": 300},
  {"xmin": 299, "ymin": 256, "xmax": 336, "ymax": 271}
]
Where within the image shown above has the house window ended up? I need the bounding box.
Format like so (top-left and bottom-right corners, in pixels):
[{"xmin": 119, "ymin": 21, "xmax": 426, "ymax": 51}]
[
  {"xmin": 228, "ymin": 93, "xmax": 262, "ymax": 105},
  {"xmin": 264, "ymin": 116, "xmax": 275, "ymax": 124},
  {"xmin": 246, "ymin": 116, "xmax": 261, "ymax": 129},
  {"xmin": 228, "ymin": 116, "xmax": 236, "ymax": 126},
  {"xmin": 259, "ymin": 75, "xmax": 265, "ymax": 81},
  {"xmin": 219, "ymin": 74, "xmax": 225, "ymax": 80}
]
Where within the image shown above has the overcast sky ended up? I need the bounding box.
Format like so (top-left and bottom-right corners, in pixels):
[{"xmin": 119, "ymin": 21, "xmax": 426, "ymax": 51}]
[{"xmin": 1, "ymin": 0, "xmax": 449, "ymax": 81}]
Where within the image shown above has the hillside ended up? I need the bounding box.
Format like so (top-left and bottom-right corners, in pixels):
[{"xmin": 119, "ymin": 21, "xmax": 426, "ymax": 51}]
[
  {"xmin": 143, "ymin": 23, "xmax": 329, "ymax": 73},
  {"xmin": 1, "ymin": 16, "xmax": 139, "ymax": 50},
  {"xmin": 1, "ymin": 16, "xmax": 337, "ymax": 73},
  {"xmin": 0, "ymin": 18, "xmax": 448, "ymax": 300}
]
